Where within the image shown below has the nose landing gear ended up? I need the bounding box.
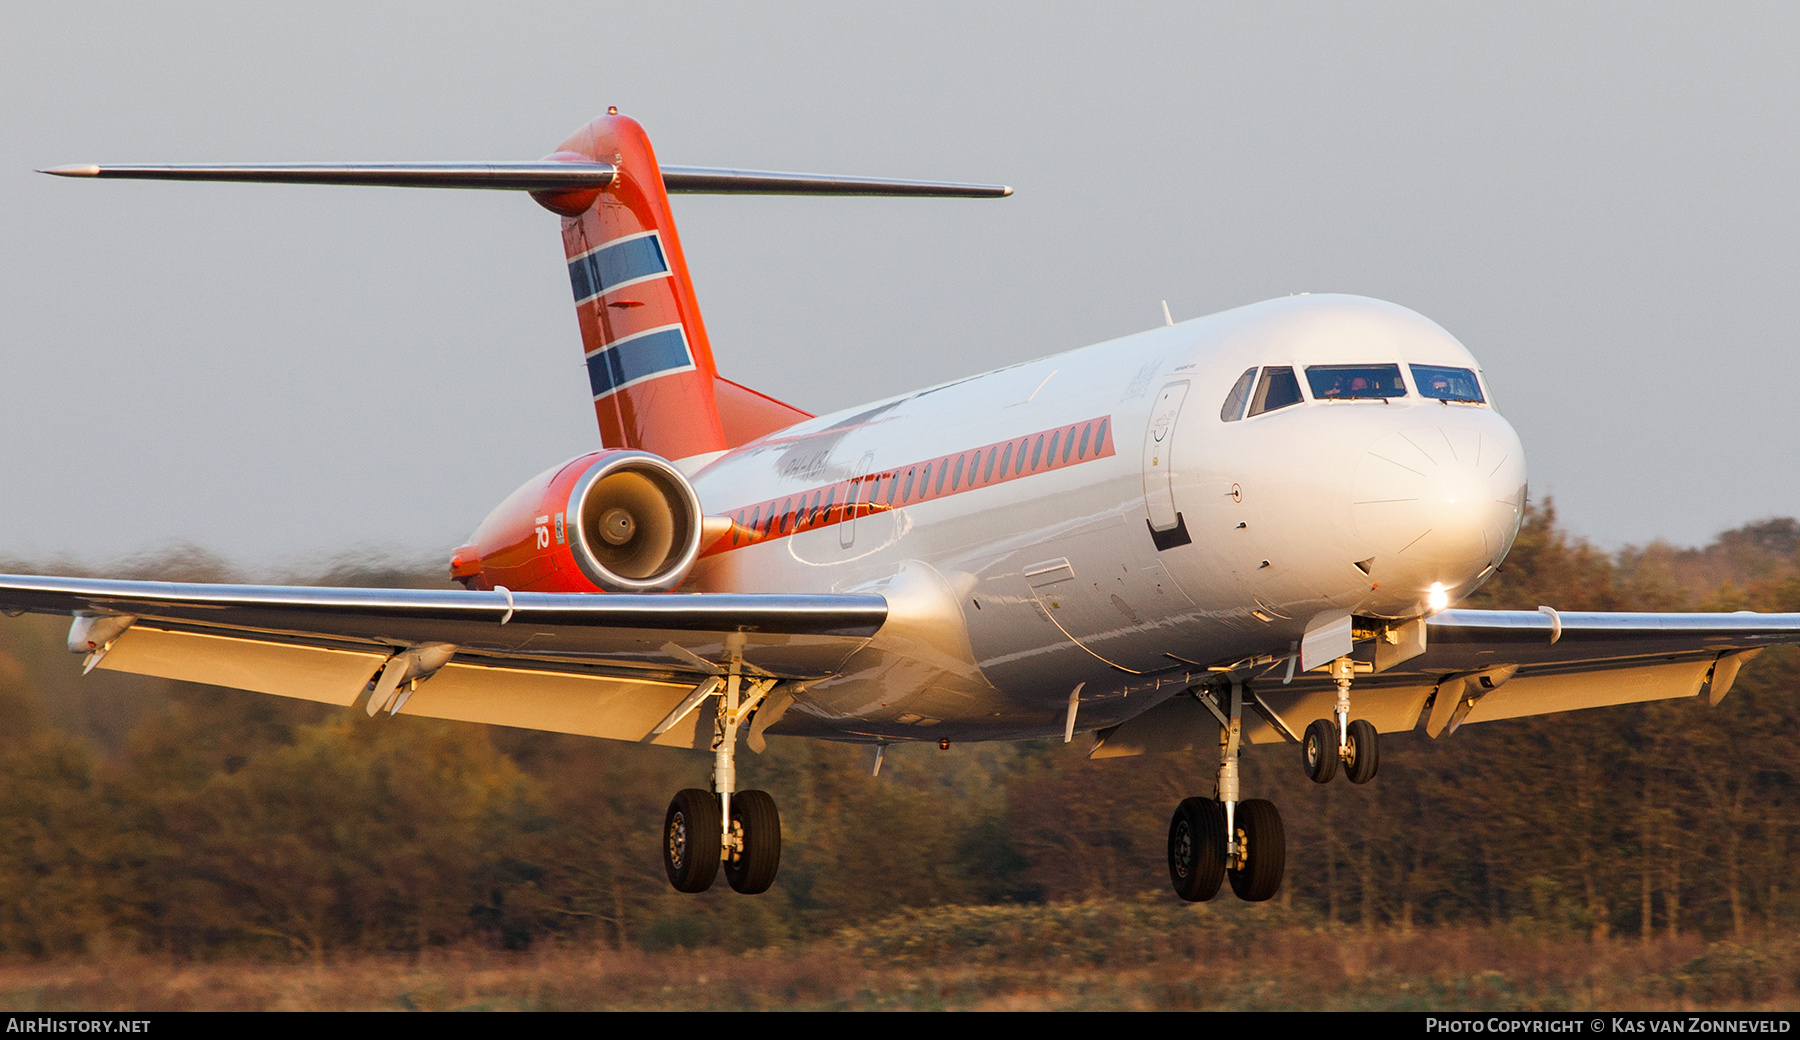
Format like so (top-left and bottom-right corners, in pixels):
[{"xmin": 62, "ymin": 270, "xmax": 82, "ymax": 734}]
[
  {"xmin": 1166, "ymin": 679, "xmax": 1286, "ymax": 903},
  {"xmin": 1303, "ymin": 718, "xmax": 1338, "ymax": 783},
  {"xmin": 1301, "ymin": 657, "xmax": 1380, "ymax": 785}
]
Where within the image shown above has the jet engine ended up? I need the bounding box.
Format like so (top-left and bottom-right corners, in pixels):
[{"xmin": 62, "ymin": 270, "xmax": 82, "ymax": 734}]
[{"xmin": 450, "ymin": 450, "xmax": 706, "ymax": 594}]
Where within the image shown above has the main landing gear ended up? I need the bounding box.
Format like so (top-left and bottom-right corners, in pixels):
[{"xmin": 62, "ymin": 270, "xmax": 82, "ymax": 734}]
[
  {"xmin": 1302, "ymin": 657, "xmax": 1379, "ymax": 785},
  {"xmin": 1167, "ymin": 679, "xmax": 1286, "ymax": 903},
  {"xmin": 662, "ymin": 674, "xmax": 782, "ymax": 895}
]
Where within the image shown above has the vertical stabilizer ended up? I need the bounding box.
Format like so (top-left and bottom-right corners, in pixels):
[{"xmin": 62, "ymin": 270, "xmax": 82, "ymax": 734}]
[
  {"xmin": 47, "ymin": 117, "xmax": 1009, "ymax": 462},
  {"xmin": 541, "ymin": 113, "xmax": 728, "ymax": 463}
]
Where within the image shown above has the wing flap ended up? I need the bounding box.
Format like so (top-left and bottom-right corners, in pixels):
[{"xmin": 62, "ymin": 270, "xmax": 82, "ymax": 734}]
[
  {"xmin": 1459, "ymin": 658, "xmax": 1712, "ymax": 726},
  {"xmin": 97, "ymin": 626, "xmax": 386, "ymax": 706},
  {"xmin": 392, "ymin": 662, "xmax": 711, "ymax": 748}
]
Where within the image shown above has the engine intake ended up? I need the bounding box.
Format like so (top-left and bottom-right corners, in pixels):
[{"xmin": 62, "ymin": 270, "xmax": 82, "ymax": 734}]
[
  {"xmin": 452, "ymin": 449, "xmax": 705, "ymax": 594},
  {"xmin": 568, "ymin": 453, "xmax": 702, "ymax": 592}
]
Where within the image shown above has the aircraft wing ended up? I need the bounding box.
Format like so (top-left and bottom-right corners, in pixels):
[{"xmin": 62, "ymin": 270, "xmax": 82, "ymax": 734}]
[
  {"xmin": 1095, "ymin": 608, "xmax": 1800, "ymax": 757},
  {"xmin": 0, "ymin": 574, "xmax": 886, "ymax": 749}
]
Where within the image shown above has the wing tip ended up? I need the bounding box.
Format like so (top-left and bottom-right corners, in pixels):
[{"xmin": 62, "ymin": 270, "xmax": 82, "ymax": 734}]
[{"xmin": 41, "ymin": 164, "xmax": 101, "ymax": 177}]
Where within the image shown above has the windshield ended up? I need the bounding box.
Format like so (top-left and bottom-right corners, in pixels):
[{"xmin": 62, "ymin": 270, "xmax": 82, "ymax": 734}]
[
  {"xmin": 1410, "ymin": 364, "xmax": 1485, "ymax": 403},
  {"xmin": 1248, "ymin": 366, "xmax": 1303, "ymax": 416},
  {"xmin": 1219, "ymin": 367, "xmax": 1257, "ymax": 422},
  {"xmin": 1306, "ymin": 364, "xmax": 1406, "ymax": 400}
]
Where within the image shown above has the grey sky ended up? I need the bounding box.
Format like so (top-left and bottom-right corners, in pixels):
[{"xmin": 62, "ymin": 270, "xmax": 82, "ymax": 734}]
[{"xmin": 3, "ymin": 3, "xmax": 1797, "ymax": 572}]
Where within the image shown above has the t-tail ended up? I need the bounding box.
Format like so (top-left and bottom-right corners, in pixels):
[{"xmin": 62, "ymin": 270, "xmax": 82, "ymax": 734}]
[{"xmin": 44, "ymin": 109, "xmax": 1011, "ymax": 464}]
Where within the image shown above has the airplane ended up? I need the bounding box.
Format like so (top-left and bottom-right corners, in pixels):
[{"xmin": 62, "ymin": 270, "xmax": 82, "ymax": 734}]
[{"xmin": 7, "ymin": 109, "xmax": 1799, "ymax": 904}]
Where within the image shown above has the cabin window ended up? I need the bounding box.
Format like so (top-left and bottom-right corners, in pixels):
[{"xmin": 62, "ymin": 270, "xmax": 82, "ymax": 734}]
[
  {"xmin": 1410, "ymin": 364, "xmax": 1485, "ymax": 403},
  {"xmin": 1047, "ymin": 430, "xmax": 1060, "ymax": 467},
  {"xmin": 997, "ymin": 442, "xmax": 1013, "ymax": 479},
  {"xmin": 935, "ymin": 459, "xmax": 949, "ymax": 495},
  {"xmin": 1247, "ymin": 367, "xmax": 1303, "ymax": 416},
  {"xmin": 1220, "ymin": 367, "xmax": 1257, "ymax": 421},
  {"xmin": 1078, "ymin": 423, "xmax": 1092, "ymax": 459},
  {"xmin": 1031, "ymin": 435, "xmax": 1044, "ymax": 470},
  {"xmin": 952, "ymin": 453, "xmax": 966, "ymax": 490}
]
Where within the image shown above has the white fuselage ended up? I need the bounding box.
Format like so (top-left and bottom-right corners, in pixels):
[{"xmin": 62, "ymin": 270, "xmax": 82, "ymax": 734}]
[{"xmin": 687, "ymin": 294, "xmax": 1528, "ymax": 744}]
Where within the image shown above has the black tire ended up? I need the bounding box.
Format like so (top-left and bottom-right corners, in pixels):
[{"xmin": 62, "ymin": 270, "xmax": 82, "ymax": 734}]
[
  {"xmin": 724, "ymin": 789, "xmax": 782, "ymax": 895},
  {"xmin": 663, "ymin": 788, "xmax": 721, "ymax": 893},
  {"xmin": 1167, "ymin": 797, "xmax": 1226, "ymax": 902},
  {"xmin": 1227, "ymin": 798, "xmax": 1286, "ymax": 902},
  {"xmin": 1303, "ymin": 718, "xmax": 1338, "ymax": 784},
  {"xmin": 1345, "ymin": 719, "xmax": 1380, "ymax": 785}
]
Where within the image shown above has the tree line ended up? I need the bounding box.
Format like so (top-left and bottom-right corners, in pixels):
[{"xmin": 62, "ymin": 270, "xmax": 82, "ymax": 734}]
[{"xmin": 0, "ymin": 506, "xmax": 1794, "ymax": 958}]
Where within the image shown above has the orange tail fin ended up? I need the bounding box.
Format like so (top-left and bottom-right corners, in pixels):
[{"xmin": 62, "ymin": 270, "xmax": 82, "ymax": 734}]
[
  {"xmin": 543, "ymin": 113, "xmax": 729, "ymax": 462},
  {"xmin": 47, "ymin": 112, "xmax": 1009, "ymax": 461}
]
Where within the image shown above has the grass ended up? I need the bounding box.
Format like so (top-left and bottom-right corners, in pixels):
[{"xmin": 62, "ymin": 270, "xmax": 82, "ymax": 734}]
[{"xmin": 0, "ymin": 899, "xmax": 1793, "ymax": 1011}]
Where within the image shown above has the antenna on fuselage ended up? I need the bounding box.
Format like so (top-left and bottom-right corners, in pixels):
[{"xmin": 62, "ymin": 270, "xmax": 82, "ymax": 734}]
[{"xmin": 1161, "ymin": 300, "xmax": 1174, "ymax": 326}]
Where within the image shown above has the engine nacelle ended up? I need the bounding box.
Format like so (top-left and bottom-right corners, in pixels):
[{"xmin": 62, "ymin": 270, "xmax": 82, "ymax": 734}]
[{"xmin": 450, "ymin": 450, "xmax": 704, "ymax": 594}]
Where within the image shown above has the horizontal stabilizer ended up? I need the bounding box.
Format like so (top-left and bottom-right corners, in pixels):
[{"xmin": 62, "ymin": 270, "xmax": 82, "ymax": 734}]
[
  {"xmin": 42, "ymin": 163, "xmax": 1011, "ymax": 197},
  {"xmin": 658, "ymin": 166, "xmax": 1010, "ymax": 197},
  {"xmin": 40, "ymin": 162, "xmax": 617, "ymax": 191}
]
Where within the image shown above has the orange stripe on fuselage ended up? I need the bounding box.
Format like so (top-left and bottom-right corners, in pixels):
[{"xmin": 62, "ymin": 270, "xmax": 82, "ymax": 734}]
[{"xmin": 707, "ymin": 416, "xmax": 1116, "ymax": 556}]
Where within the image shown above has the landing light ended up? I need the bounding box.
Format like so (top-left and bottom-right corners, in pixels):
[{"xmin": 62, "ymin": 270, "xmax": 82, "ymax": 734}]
[{"xmin": 1427, "ymin": 582, "xmax": 1449, "ymax": 612}]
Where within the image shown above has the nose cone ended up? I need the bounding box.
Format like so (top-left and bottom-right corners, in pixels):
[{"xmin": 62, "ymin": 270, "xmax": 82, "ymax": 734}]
[{"xmin": 1352, "ymin": 420, "xmax": 1527, "ymax": 579}]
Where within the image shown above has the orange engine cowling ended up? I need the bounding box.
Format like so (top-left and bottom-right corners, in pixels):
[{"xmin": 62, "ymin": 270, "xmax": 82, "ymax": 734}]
[{"xmin": 450, "ymin": 451, "xmax": 704, "ymax": 594}]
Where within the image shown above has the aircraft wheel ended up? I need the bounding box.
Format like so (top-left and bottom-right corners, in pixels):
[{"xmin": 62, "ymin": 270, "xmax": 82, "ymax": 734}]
[
  {"xmin": 1302, "ymin": 718, "xmax": 1338, "ymax": 784},
  {"xmin": 1227, "ymin": 798, "xmax": 1286, "ymax": 902},
  {"xmin": 1345, "ymin": 719, "xmax": 1380, "ymax": 785},
  {"xmin": 1168, "ymin": 797, "xmax": 1226, "ymax": 902},
  {"xmin": 663, "ymin": 788, "xmax": 721, "ymax": 893},
  {"xmin": 724, "ymin": 789, "xmax": 782, "ymax": 895}
]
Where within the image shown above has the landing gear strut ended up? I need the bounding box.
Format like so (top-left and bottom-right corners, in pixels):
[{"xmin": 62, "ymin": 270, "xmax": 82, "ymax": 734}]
[
  {"xmin": 661, "ymin": 673, "xmax": 783, "ymax": 895},
  {"xmin": 1166, "ymin": 679, "xmax": 1285, "ymax": 903},
  {"xmin": 1301, "ymin": 657, "xmax": 1379, "ymax": 785}
]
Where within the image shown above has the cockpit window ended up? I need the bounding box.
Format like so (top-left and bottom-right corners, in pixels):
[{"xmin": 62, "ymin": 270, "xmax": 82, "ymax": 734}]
[
  {"xmin": 1219, "ymin": 367, "xmax": 1257, "ymax": 422},
  {"xmin": 1410, "ymin": 364, "xmax": 1485, "ymax": 403},
  {"xmin": 1247, "ymin": 366, "xmax": 1303, "ymax": 416},
  {"xmin": 1306, "ymin": 364, "xmax": 1406, "ymax": 400}
]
